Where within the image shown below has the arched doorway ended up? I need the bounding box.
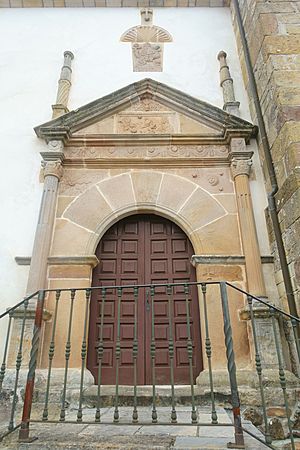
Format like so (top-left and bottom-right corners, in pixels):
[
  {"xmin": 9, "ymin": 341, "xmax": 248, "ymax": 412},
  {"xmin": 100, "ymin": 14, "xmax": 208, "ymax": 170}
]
[{"xmin": 87, "ymin": 214, "xmax": 202, "ymax": 385}]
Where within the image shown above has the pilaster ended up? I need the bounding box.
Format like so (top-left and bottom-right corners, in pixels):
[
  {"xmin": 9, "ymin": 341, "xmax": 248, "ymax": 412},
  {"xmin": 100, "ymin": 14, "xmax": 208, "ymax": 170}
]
[{"xmin": 230, "ymin": 138, "xmax": 266, "ymax": 297}]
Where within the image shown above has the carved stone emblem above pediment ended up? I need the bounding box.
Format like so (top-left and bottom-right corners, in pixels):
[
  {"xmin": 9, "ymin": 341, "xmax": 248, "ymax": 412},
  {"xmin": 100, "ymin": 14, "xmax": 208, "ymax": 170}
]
[{"xmin": 121, "ymin": 9, "xmax": 172, "ymax": 72}]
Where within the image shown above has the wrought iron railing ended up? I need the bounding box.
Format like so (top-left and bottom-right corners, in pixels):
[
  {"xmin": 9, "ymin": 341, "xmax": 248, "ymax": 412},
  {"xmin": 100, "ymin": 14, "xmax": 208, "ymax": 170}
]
[{"xmin": 0, "ymin": 281, "xmax": 299, "ymax": 449}]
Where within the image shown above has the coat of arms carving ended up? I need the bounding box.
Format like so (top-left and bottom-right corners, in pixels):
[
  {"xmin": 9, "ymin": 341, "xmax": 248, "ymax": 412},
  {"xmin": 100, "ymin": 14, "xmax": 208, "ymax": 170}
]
[{"xmin": 121, "ymin": 9, "xmax": 172, "ymax": 72}]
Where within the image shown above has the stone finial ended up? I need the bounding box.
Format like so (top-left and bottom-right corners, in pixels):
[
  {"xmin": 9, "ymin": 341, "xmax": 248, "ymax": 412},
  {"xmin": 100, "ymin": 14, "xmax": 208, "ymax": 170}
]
[
  {"xmin": 231, "ymin": 158, "xmax": 252, "ymax": 179},
  {"xmin": 141, "ymin": 8, "xmax": 153, "ymax": 26},
  {"xmin": 41, "ymin": 160, "xmax": 63, "ymax": 181},
  {"xmin": 217, "ymin": 50, "xmax": 240, "ymax": 116},
  {"xmin": 52, "ymin": 51, "xmax": 74, "ymax": 119}
]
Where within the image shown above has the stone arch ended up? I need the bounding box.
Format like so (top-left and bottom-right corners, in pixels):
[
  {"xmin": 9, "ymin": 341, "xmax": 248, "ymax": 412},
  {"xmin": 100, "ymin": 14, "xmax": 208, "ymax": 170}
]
[{"xmin": 56, "ymin": 170, "xmax": 230, "ymax": 257}]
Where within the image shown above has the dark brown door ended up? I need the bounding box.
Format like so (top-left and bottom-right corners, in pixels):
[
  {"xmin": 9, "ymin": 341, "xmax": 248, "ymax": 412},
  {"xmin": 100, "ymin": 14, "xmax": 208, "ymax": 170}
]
[{"xmin": 87, "ymin": 214, "xmax": 202, "ymax": 385}]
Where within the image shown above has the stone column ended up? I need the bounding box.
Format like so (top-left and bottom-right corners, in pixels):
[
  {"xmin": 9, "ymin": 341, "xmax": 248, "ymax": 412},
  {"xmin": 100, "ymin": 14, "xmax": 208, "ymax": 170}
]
[
  {"xmin": 231, "ymin": 156, "xmax": 266, "ymax": 297},
  {"xmin": 26, "ymin": 154, "xmax": 63, "ymax": 294},
  {"xmin": 217, "ymin": 50, "xmax": 240, "ymax": 116}
]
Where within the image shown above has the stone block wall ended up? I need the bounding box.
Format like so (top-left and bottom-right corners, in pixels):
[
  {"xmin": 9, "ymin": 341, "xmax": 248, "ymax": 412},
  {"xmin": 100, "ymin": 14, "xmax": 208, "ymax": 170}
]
[{"xmin": 231, "ymin": 0, "xmax": 300, "ymax": 313}]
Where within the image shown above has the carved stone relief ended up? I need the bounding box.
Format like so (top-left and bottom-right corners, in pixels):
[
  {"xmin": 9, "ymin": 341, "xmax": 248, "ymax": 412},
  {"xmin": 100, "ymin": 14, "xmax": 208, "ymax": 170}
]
[
  {"xmin": 117, "ymin": 114, "xmax": 173, "ymax": 134},
  {"xmin": 128, "ymin": 98, "xmax": 170, "ymax": 112},
  {"xmin": 132, "ymin": 43, "xmax": 163, "ymax": 72},
  {"xmin": 59, "ymin": 169, "xmax": 109, "ymax": 195},
  {"xmin": 66, "ymin": 145, "xmax": 228, "ymax": 160},
  {"xmin": 121, "ymin": 9, "xmax": 172, "ymax": 72}
]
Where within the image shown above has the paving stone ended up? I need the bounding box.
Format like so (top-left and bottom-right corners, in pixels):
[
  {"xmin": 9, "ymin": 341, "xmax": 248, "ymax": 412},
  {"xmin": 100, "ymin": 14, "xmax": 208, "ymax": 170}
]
[
  {"xmin": 198, "ymin": 413, "xmax": 232, "ymax": 424},
  {"xmin": 78, "ymin": 423, "xmax": 141, "ymax": 436},
  {"xmin": 198, "ymin": 425, "xmax": 234, "ymax": 438},
  {"xmin": 173, "ymin": 436, "xmax": 230, "ymax": 449},
  {"xmin": 136, "ymin": 424, "xmax": 198, "ymax": 436}
]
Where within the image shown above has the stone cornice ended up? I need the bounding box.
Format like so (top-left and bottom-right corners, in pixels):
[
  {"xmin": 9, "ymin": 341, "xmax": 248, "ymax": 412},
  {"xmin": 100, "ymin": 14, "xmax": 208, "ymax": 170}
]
[
  {"xmin": 15, "ymin": 255, "xmax": 99, "ymax": 268},
  {"xmin": 191, "ymin": 255, "xmax": 274, "ymax": 266},
  {"xmin": 35, "ymin": 79, "xmax": 257, "ymax": 143},
  {"xmin": 65, "ymin": 128, "xmax": 256, "ymax": 147}
]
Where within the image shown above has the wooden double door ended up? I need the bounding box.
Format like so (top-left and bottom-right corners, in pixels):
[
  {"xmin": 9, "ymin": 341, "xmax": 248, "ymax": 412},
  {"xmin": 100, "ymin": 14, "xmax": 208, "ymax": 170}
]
[{"xmin": 87, "ymin": 214, "xmax": 202, "ymax": 385}]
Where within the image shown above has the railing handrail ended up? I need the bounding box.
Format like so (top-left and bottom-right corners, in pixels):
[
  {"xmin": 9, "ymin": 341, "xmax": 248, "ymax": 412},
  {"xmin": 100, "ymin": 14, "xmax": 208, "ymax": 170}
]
[
  {"xmin": 0, "ymin": 290, "xmax": 39, "ymax": 320},
  {"xmin": 225, "ymin": 281, "xmax": 300, "ymax": 323},
  {"xmin": 1, "ymin": 281, "xmax": 299, "ymax": 324}
]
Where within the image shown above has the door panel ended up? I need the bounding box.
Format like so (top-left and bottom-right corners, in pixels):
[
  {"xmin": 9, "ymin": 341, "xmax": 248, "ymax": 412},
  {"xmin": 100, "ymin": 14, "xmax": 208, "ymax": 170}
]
[{"xmin": 87, "ymin": 214, "xmax": 202, "ymax": 385}]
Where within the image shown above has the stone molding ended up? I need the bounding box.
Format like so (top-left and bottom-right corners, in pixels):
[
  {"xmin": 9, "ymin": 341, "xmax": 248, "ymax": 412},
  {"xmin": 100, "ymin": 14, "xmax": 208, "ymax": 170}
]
[
  {"xmin": 48, "ymin": 255, "xmax": 99, "ymax": 267},
  {"xmin": 15, "ymin": 255, "xmax": 99, "ymax": 267},
  {"xmin": 41, "ymin": 160, "xmax": 64, "ymax": 181},
  {"xmin": 191, "ymin": 255, "xmax": 274, "ymax": 266},
  {"xmin": 0, "ymin": 0, "xmax": 228, "ymax": 7},
  {"xmin": 34, "ymin": 79, "xmax": 257, "ymax": 143},
  {"xmin": 239, "ymin": 305, "xmax": 278, "ymax": 321},
  {"xmin": 230, "ymin": 158, "xmax": 252, "ymax": 179}
]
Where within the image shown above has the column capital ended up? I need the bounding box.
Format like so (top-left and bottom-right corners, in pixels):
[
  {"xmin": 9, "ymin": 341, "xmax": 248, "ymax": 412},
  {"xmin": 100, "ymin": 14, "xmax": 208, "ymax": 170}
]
[
  {"xmin": 231, "ymin": 158, "xmax": 252, "ymax": 179},
  {"xmin": 41, "ymin": 159, "xmax": 63, "ymax": 181}
]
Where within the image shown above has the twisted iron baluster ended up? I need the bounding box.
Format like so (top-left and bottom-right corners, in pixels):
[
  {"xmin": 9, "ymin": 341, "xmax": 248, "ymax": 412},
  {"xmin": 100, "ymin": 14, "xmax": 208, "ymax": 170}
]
[
  {"xmin": 95, "ymin": 288, "xmax": 106, "ymax": 423},
  {"xmin": 0, "ymin": 313, "xmax": 12, "ymax": 394},
  {"xmin": 113, "ymin": 287, "xmax": 122, "ymax": 423},
  {"xmin": 60, "ymin": 289, "xmax": 76, "ymax": 422},
  {"xmin": 150, "ymin": 286, "xmax": 157, "ymax": 423},
  {"xmin": 42, "ymin": 290, "xmax": 61, "ymax": 421},
  {"xmin": 19, "ymin": 290, "xmax": 46, "ymax": 441},
  {"xmin": 77, "ymin": 289, "xmax": 91, "ymax": 423},
  {"xmin": 270, "ymin": 308, "xmax": 295, "ymax": 450},
  {"xmin": 219, "ymin": 282, "xmax": 244, "ymax": 448},
  {"xmin": 184, "ymin": 284, "xmax": 197, "ymax": 424},
  {"xmin": 247, "ymin": 296, "xmax": 271, "ymax": 444},
  {"xmin": 167, "ymin": 285, "xmax": 177, "ymax": 424},
  {"xmin": 9, "ymin": 298, "xmax": 29, "ymax": 431},
  {"xmin": 201, "ymin": 283, "xmax": 218, "ymax": 425},
  {"xmin": 132, "ymin": 286, "xmax": 139, "ymax": 424}
]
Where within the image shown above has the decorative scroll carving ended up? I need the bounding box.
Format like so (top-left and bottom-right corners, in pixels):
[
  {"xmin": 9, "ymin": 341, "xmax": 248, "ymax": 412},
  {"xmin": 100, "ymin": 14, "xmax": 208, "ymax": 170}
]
[
  {"xmin": 121, "ymin": 9, "xmax": 172, "ymax": 73},
  {"xmin": 231, "ymin": 158, "xmax": 252, "ymax": 178},
  {"xmin": 67, "ymin": 145, "xmax": 228, "ymax": 159},
  {"xmin": 42, "ymin": 160, "xmax": 63, "ymax": 180},
  {"xmin": 128, "ymin": 99, "xmax": 168, "ymax": 112},
  {"xmin": 121, "ymin": 9, "xmax": 172, "ymax": 43},
  {"xmin": 59, "ymin": 170, "xmax": 104, "ymax": 195},
  {"xmin": 117, "ymin": 115, "xmax": 171, "ymax": 134}
]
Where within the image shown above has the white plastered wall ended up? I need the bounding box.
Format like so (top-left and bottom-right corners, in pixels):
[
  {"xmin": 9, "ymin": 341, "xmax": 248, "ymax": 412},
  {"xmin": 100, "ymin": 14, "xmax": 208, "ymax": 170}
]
[{"xmin": 0, "ymin": 7, "xmax": 270, "ymax": 358}]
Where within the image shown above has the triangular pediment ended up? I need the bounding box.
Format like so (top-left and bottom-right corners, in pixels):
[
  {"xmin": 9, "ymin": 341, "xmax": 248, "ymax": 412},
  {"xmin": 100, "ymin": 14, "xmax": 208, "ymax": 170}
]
[{"xmin": 34, "ymin": 78, "xmax": 256, "ymax": 142}]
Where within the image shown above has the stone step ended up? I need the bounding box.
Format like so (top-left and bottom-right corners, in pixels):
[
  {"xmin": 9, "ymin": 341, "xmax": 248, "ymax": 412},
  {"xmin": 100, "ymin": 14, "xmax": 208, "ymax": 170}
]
[{"xmin": 81, "ymin": 385, "xmax": 231, "ymax": 407}]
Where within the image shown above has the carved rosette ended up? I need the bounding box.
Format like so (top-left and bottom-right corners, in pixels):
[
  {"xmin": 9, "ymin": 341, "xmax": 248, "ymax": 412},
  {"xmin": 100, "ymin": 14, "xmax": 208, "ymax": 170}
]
[
  {"xmin": 230, "ymin": 158, "xmax": 252, "ymax": 179},
  {"xmin": 42, "ymin": 160, "xmax": 64, "ymax": 181}
]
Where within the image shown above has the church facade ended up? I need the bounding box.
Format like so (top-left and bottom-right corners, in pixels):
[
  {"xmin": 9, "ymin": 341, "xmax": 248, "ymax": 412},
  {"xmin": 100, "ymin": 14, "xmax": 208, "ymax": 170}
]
[{"xmin": 0, "ymin": 4, "xmax": 299, "ymax": 383}]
